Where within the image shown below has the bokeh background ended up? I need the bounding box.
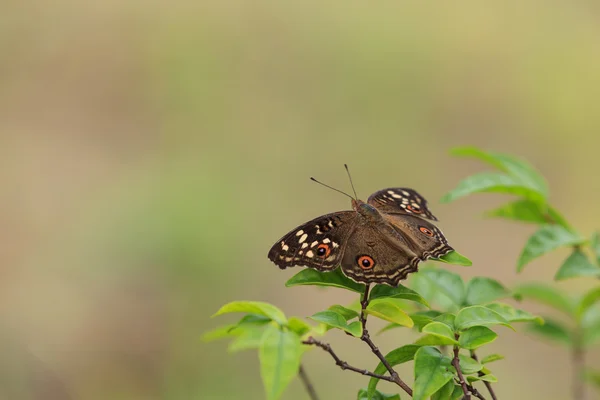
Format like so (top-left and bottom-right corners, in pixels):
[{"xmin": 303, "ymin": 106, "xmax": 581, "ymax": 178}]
[{"xmin": 2, "ymin": 1, "xmax": 600, "ymax": 399}]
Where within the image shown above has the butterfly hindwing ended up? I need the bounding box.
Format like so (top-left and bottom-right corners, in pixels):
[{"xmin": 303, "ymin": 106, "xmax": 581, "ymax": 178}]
[
  {"xmin": 340, "ymin": 213, "xmax": 453, "ymax": 286},
  {"xmin": 367, "ymin": 187, "xmax": 439, "ymax": 221},
  {"xmin": 267, "ymin": 211, "xmax": 356, "ymax": 272}
]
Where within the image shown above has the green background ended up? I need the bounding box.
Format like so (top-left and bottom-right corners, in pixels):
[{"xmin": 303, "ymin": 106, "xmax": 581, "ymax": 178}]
[{"xmin": 1, "ymin": 1, "xmax": 599, "ymax": 399}]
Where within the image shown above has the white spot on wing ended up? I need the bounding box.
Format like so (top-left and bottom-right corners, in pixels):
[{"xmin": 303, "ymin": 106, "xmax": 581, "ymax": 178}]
[
  {"xmin": 301, "ymin": 243, "xmax": 308, "ymax": 249},
  {"xmin": 306, "ymin": 250, "xmax": 314, "ymax": 258},
  {"xmin": 311, "ymin": 241, "xmax": 319, "ymax": 248},
  {"xmin": 299, "ymin": 233, "xmax": 308, "ymax": 243},
  {"xmin": 282, "ymin": 245, "xmax": 289, "ymax": 251},
  {"xmin": 401, "ymin": 190, "xmax": 410, "ymax": 196},
  {"xmin": 323, "ymin": 238, "xmax": 331, "ymax": 243},
  {"xmin": 296, "ymin": 230, "xmax": 304, "ymax": 236}
]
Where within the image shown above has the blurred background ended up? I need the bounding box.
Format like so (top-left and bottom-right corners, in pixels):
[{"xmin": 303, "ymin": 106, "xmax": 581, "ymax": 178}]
[{"xmin": 2, "ymin": 1, "xmax": 600, "ymax": 399}]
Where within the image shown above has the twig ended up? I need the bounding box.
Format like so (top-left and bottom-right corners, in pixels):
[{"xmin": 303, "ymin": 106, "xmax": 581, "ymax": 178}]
[
  {"xmin": 452, "ymin": 336, "xmax": 470, "ymax": 400},
  {"xmin": 298, "ymin": 364, "xmax": 319, "ymax": 400},
  {"xmin": 466, "ymin": 383, "xmax": 487, "ymax": 400},
  {"xmin": 302, "ymin": 337, "xmax": 396, "ymax": 382},
  {"xmin": 470, "ymin": 351, "xmax": 497, "ymax": 400},
  {"xmin": 359, "ymin": 284, "xmax": 413, "ymax": 397}
]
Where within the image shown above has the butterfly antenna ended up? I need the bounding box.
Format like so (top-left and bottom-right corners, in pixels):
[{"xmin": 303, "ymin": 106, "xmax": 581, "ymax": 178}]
[
  {"xmin": 344, "ymin": 164, "xmax": 358, "ymax": 200},
  {"xmin": 309, "ymin": 177, "xmax": 354, "ymax": 200}
]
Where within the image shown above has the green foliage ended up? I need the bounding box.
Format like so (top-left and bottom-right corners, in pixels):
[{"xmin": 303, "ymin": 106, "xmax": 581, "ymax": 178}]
[
  {"xmin": 206, "ymin": 147, "xmax": 600, "ymax": 399},
  {"xmin": 554, "ymin": 250, "xmax": 600, "ymax": 280},
  {"xmin": 309, "ymin": 310, "xmax": 362, "ymax": 337},
  {"xmin": 366, "ymin": 299, "xmax": 414, "ymax": 327},
  {"xmin": 367, "ymin": 345, "xmax": 420, "ymax": 398},
  {"xmin": 212, "ymin": 301, "xmax": 288, "ymax": 325},
  {"xmin": 517, "ymin": 225, "xmax": 586, "ymax": 272},
  {"xmin": 259, "ymin": 325, "xmax": 302, "ymax": 400},
  {"xmin": 413, "ymin": 347, "xmax": 454, "ymax": 400},
  {"xmin": 358, "ymin": 388, "xmax": 400, "ymax": 400}
]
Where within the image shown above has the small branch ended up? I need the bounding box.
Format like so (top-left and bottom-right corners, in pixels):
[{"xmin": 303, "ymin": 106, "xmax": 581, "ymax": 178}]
[
  {"xmin": 298, "ymin": 364, "xmax": 319, "ymax": 400},
  {"xmin": 452, "ymin": 338, "xmax": 470, "ymax": 400},
  {"xmin": 470, "ymin": 351, "xmax": 497, "ymax": 400},
  {"xmin": 467, "ymin": 383, "xmax": 487, "ymax": 400},
  {"xmin": 302, "ymin": 337, "xmax": 396, "ymax": 382},
  {"xmin": 359, "ymin": 284, "xmax": 413, "ymax": 397}
]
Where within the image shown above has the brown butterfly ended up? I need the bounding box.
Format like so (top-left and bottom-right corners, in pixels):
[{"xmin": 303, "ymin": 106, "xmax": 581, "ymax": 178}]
[{"xmin": 267, "ymin": 167, "xmax": 453, "ymax": 286}]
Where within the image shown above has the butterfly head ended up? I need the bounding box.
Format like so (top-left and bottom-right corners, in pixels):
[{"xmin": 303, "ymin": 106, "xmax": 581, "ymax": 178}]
[{"xmin": 353, "ymin": 199, "xmax": 381, "ymax": 220}]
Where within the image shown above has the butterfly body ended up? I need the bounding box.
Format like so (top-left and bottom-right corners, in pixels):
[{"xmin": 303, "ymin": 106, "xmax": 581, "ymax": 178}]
[{"xmin": 268, "ymin": 188, "xmax": 453, "ymax": 286}]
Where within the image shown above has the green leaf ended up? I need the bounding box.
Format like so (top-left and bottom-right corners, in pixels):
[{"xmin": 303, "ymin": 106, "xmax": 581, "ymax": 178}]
[
  {"xmin": 421, "ymin": 322, "xmax": 458, "ymax": 344},
  {"xmin": 485, "ymin": 199, "xmax": 570, "ymax": 228},
  {"xmin": 458, "ymin": 354, "xmax": 483, "ymax": 374},
  {"xmin": 467, "ymin": 374, "xmax": 498, "ymax": 383},
  {"xmin": 414, "ymin": 334, "xmax": 457, "ymax": 347},
  {"xmin": 259, "ymin": 325, "xmax": 302, "ymax": 400},
  {"xmin": 517, "ymin": 225, "xmax": 586, "ymax": 272},
  {"xmin": 513, "ymin": 283, "xmax": 575, "ymax": 316},
  {"xmin": 410, "ymin": 273, "xmax": 458, "ymax": 312},
  {"xmin": 582, "ymin": 307, "xmax": 600, "ymax": 346},
  {"xmin": 591, "ymin": 232, "xmax": 600, "ymax": 265},
  {"xmin": 578, "ymin": 287, "xmax": 600, "ymax": 319},
  {"xmin": 368, "ymin": 345, "xmax": 420, "ymax": 398},
  {"xmin": 212, "ymin": 301, "xmax": 287, "ymax": 326},
  {"xmin": 465, "ymin": 277, "xmax": 509, "ymax": 306},
  {"xmin": 455, "ymin": 306, "xmax": 513, "ymax": 331},
  {"xmin": 450, "ymin": 147, "xmax": 548, "ymax": 197},
  {"xmin": 416, "ymin": 268, "xmax": 466, "ymax": 308},
  {"xmin": 526, "ymin": 317, "xmax": 572, "ymax": 345},
  {"xmin": 234, "ymin": 314, "xmax": 273, "ymax": 329},
  {"xmin": 481, "ymin": 354, "xmax": 505, "ymax": 364},
  {"xmin": 450, "ymin": 386, "xmax": 466, "ymax": 400},
  {"xmin": 309, "ymin": 311, "xmax": 362, "ymax": 337},
  {"xmin": 433, "ymin": 313, "xmax": 457, "ymax": 330},
  {"xmin": 434, "ymin": 250, "xmax": 473, "ymax": 266},
  {"xmin": 370, "ymin": 284, "xmax": 430, "ymax": 307},
  {"xmin": 285, "ymin": 268, "xmax": 365, "ymax": 293},
  {"xmin": 328, "ymin": 305, "xmax": 360, "ymax": 320},
  {"xmin": 366, "ymin": 299, "xmax": 414, "ymax": 327},
  {"xmin": 440, "ymin": 172, "xmax": 545, "ymax": 205},
  {"xmin": 555, "ymin": 250, "xmax": 600, "ymax": 281},
  {"xmin": 431, "ymin": 380, "xmax": 457, "ymax": 400},
  {"xmin": 485, "ymin": 302, "xmax": 544, "ymax": 324},
  {"xmin": 458, "ymin": 326, "xmax": 498, "ymax": 350},
  {"xmin": 409, "ymin": 310, "xmax": 444, "ymax": 331},
  {"xmin": 287, "ymin": 317, "xmax": 312, "ymax": 336},
  {"xmin": 485, "ymin": 199, "xmax": 548, "ymax": 224},
  {"xmin": 202, "ymin": 325, "xmax": 239, "ymax": 342},
  {"xmin": 413, "ymin": 347, "xmax": 454, "ymax": 400},
  {"xmin": 357, "ymin": 388, "xmax": 400, "ymax": 400},
  {"xmin": 229, "ymin": 327, "xmax": 266, "ymax": 352}
]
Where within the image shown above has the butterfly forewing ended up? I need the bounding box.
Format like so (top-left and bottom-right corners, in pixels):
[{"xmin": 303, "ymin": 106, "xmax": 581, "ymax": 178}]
[
  {"xmin": 267, "ymin": 211, "xmax": 357, "ymax": 272},
  {"xmin": 367, "ymin": 188, "xmax": 439, "ymax": 221}
]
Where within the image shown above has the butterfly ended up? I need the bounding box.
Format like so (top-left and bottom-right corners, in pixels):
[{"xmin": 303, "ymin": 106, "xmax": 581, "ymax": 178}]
[{"xmin": 267, "ymin": 169, "xmax": 453, "ymax": 286}]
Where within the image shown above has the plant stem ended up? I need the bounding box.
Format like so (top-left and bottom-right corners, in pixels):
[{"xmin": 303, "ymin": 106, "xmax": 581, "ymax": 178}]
[
  {"xmin": 572, "ymin": 330, "xmax": 585, "ymax": 400},
  {"xmin": 359, "ymin": 284, "xmax": 414, "ymax": 397},
  {"xmin": 298, "ymin": 364, "xmax": 319, "ymax": 400},
  {"xmin": 302, "ymin": 337, "xmax": 397, "ymax": 382},
  {"xmin": 452, "ymin": 338, "xmax": 470, "ymax": 400},
  {"xmin": 470, "ymin": 351, "xmax": 497, "ymax": 400}
]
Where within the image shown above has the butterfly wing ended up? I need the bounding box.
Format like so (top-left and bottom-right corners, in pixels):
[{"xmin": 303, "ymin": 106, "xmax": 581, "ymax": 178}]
[
  {"xmin": 267, "ymin": 211, "xmax": 357, "ymax": 272},
  {"xmin": 340, "ymin": 214, "xmax": 453, "ymax": 286},
  {"xmin": 367, "ymin": 188, "xmax": 439, "ymax": 221}
]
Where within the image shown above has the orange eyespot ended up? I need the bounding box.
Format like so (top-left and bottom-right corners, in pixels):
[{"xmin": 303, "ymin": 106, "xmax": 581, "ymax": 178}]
[
  {"xmin": 419, "ymin": 226, "xmax": 434, "ymax": 236},
  {"xmin": 407, "ymin": 204, "xmax": 422, "ymax": 213},
  {"xmin": 357, "ymin": 255, "xmax": 375, "ymax": 270},
  {"xmin": 316, "ymin": 243, "xmax": 331, "ymax": 258}
]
